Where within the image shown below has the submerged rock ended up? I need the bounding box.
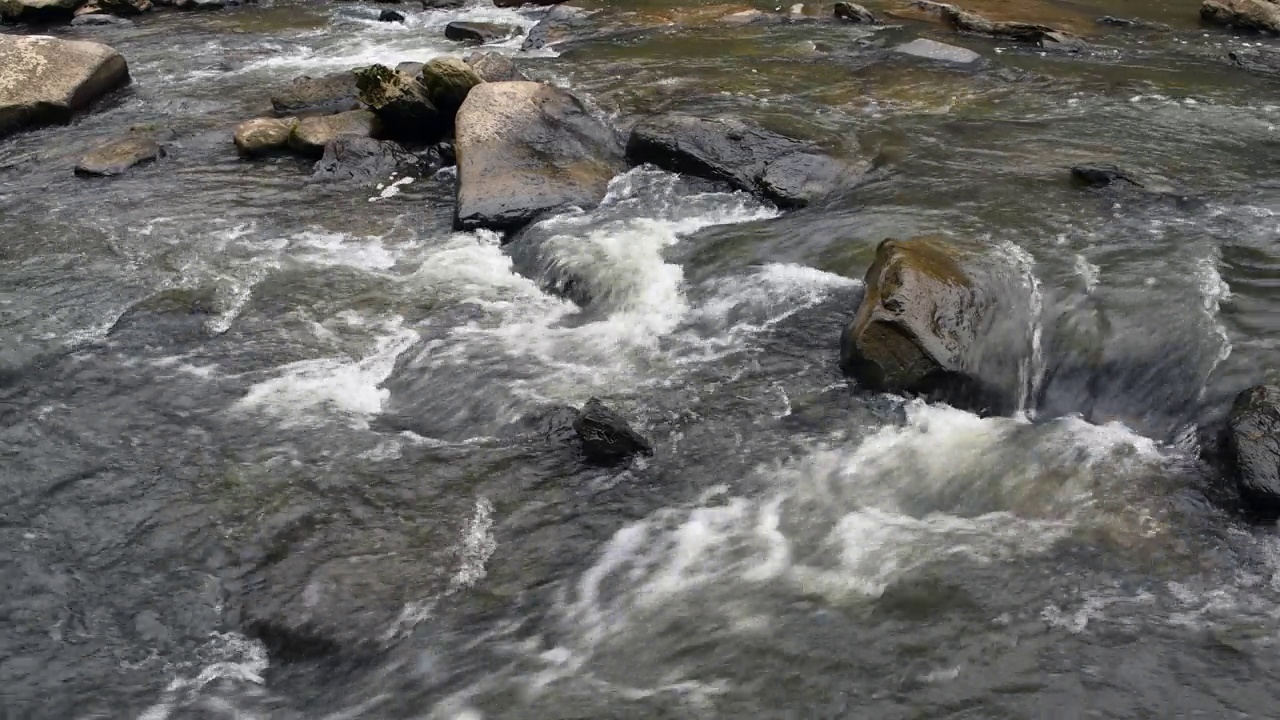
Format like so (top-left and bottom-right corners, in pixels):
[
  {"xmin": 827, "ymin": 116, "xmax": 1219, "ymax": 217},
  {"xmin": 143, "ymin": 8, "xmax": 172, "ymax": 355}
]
[
  {"xmin": 912, "ymin": 0, "xmax": 1078, "ymax": 45},
  {"xmin": 1070, "ymin": 164, "xmax": 1144, "ymax": 189},
  {"xmin": 233, "ymin": 117, "xmax": 298, "ymax": 157},
  {"xmin": 311, "ymin": 136, "xmax": 427, "ymax": 182},
  {"xmin": 834, "ymin": 1, "xmax": 879, "ymax": 23},
  {"xmin": 453, "ymin": 81, "xmax": 624, "ymax": 231},
  {"xmin": 1095, "ymin": 15, "xmax": 1171, "ymax": 30},
  {"xmin": 378, "ymin": 8, "xmax": 404, "ymax": 22},
  {"xmin": 445, "ymin": 21, "xmax": 519, "ymax": 44},
  {"xmin": 1227, "ymin": 385, "xmax": 1280, "ymax": 517},
  {"xmin": 625, "ymin": 114, "xmax": 867, "ymax": 208},
  {"xmin": 1202, "ymin": 0, "xmax": 1280, "ymax": 33},
  {"xmin": 1228, "ymin": 46, "xmax": 1280, "ymax": 76},
  {"xmin": 0, "ymin": 35, "xmax": 130, "ymax": 140},
  {"xmin": 270, "ymin": 72, "xmax": 361, "ymax": 118},
  {"xmin": 420, "ymin": 0, "xmax": 464, "ymax": 7},
  {"xmin": 573, "ymin": 398, "xmax": 654, "ymax": 464},
  {"xmin": 0, "ymin": 0, "xmax": 82, "ymax": 21},
  {"xmin": 173, "ymin": 0, "xmax": 224, "ymax": 10},
  {"xmin": 465, "ymin": 51, "xmax": 527, "ymax": 82},
  {"xmin": 520, "ymin": 5, "xmax": 590, "ymax": 52},
  {"xmin": 288, "ymin": 110, "xmax": 381, "ymax": 157},
  {"xmin": 75, "ymin": 132, "xmax": 166, "ymax": 176},
  {"xmin": 893, "ymin": 38, "xmax": 981, "ymax": 64},
  {"xmin": 839, "ymin": 237, "xmax": 1032, "ymax": 415}
]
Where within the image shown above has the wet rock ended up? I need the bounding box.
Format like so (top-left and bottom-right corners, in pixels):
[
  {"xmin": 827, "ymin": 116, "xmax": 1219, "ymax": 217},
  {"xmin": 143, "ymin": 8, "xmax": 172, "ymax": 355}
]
[
  {"xmin": 1202, "ymin": 0, "xmax": 1280, "ymax": 33},
  {"xmin": 573, "ymin": 398, "xmax": 654, "ymax": 464},
  {"xmin": 310, "ymin": 136, "xmax": 424, "ymax": 182},
  {"xmin": 834, "ymin": 1, "xmax": 879, "ymax": 23},
  {"xmin": 0, "ymin": 0, "xmax": 83, "ymax": 21},
  {"xmin": 625, "ymin": 114, "xmax": 865, "ymax": 209},
  {"xmin": 173, "ymin": 0, "xmax": 224, "ymax": 9},
  {"xmin": 913, "ymin": 0, "xmax": 1076, "ymax": 45},
  {"xmin": 75, "ymin": 133, "xmax": 165, "ymax": 176},
  {"xmin": 454, "ymin": 81, "xmax": 624, "ymax": 232},
  {"xmin": 70, "ymin": 11, "xmax": 132, "ymax": 23},
  {"xmin": 494, "ymin": 0, "xmax": 567, "ymax": 5},
  {"xmin": 233, "ymin": 116, "xmax": 298, "ymax": 157},
  {"xmin": 1227, "ymin": 385, "xmax": 1280, "ymax": 517},
  {"xmin": 0, "ymin": 36, "xmax": 130, "ymax": 140},
  {"xmin": 419, "ymin": 56, "xmax": 483, "ymax": 117},
  {"xmin": 355, "ymin": 64, "xmax": 441, "ymax": 141},
  {"xmin": 270, "ymin": 72, "xmax": 361, "ymax": 118},
  {"xmin": 465, "ymin": 51, "xmax": 527, "ymax": 82},
  {"xmin": 839, "ymin": 236, "xmax": 1031, "ymax": 415},
  {"xmin": 1228, "ymin": 46, "xmax": 1280, "ymax": 76},
  {"xmin": 420, "ymin": 0, "xmax": 463, "ymax": 7},
  {"xmin": 520, "ymin": 5, "xmax": 590, "ymax": 52},
  {"xmin": 287, "ymin": 109, "xmax": 381, "ymax": 158},
  {"xmin": 395, "ymin": 60, "xmax": 424, "ymax": 77},
  {"xmin": 893, "ymin": 38, "xmax": 981, "ymax": 64},
  {"xmin": 1095, "ymin": 15, "xmax": 1171, "ymax": 30},
  {"xmin": 378, "ymin": 8, "xmax": 404, "ymax": 22},
  {"xmin": 1070, "ymin": 164, "xmax": 1144, "ymax": 189},
  {"xmin": 446, "ymin": 21, "xmax": 520, "ymax": 44},
  {"xmin": 84, "ymin": 0, "xmax": 150, "ymax": 14}
]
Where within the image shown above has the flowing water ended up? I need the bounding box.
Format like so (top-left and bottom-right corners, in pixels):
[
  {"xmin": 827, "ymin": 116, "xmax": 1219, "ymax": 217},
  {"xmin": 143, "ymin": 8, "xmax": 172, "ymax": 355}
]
[{"xmin": 4, "ymin": 0, "xmax": 1280, "ymax": 717}]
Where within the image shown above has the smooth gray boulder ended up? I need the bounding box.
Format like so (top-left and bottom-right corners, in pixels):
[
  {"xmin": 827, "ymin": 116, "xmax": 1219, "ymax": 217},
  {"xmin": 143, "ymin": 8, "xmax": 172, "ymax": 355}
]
[
  {"xmin": 75, "ymin": 131, "xmax": 166, "ymax": 176},
  {"xmin": 0, "ymin": 35, "xmax": 130, "ymax": 140},
  {"xmin": 270, "ymin": 72, "xmax": 361, "ymax": 118},
  {"xmin": 893, "ymin": 38, "xmax": 981, "ymax": 64},
  {"xmin": 454, "ymin": 81, "xmax": 623, "ymax": 231}
]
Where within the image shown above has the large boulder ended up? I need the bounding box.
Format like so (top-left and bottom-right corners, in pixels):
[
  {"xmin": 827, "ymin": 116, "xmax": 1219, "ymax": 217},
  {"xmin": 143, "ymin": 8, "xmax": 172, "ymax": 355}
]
[
  {"xmin": 1202, "ymin": 0, "xmax": 1280, "ymax": 33},
  {"xmin": 233, "ymin": 116, "xmax": 298, "ymax": 157},
  {"xmin": 354, "ymin": 64, "xmax": 441, "ymax": 141},
  {"xmin": 270, "ymin": 72, "xmax": 361, "ymax": 118},
  {"xmin": 75, "ymin": 130, "xmax": 167, "ymax": 176},
  {"xmin": 445, "ymin": 21, "xmax": 520, "ymax": 44},
  {"xmin": 839, "ymin": 237, "xmax": 1034, "ymax": 415},
  {"xmin": 287, "ymin": 109, "xmax": 381, "ymax": 157},
  {"xmin": 1227, "ymin": 385, "xmax": 1280, "ymax": 517},
  {"xmin": 453, "ymin": 81, "xmax": 624, "ymax": 232},
  {"xmin": 625, "ymin": 114, "xmax": 868, "ymax": 208},
  {"xmin": 0, "ymin": 0, "xmax": 83, "ymax": 21},
  {"xmin": 466, "ymin": 51, "xmax": 527, "ymax": 82},
  {"xmin": 0, "ymin": 36, "xmax": 130, "ymax": 140},
  {"xmin": 418, "ymin": 57, "xmax": 482, "ymax": 117}
]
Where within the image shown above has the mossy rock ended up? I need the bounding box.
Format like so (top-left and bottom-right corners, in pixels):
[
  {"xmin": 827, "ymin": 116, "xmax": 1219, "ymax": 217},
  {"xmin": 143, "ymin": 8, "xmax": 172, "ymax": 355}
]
[{"xmin": 419, "ymin": 57, "xmax": 482, "ymax": 117}]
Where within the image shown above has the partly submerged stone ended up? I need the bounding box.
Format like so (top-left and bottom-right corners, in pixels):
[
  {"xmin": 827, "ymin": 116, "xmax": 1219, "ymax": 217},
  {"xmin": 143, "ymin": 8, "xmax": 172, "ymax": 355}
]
[
  {"xmin": 445, "ymin": 21, "xmax": 520, "ymax": 44},
  {"xmin": 893, "ymin": 38, "xmax": 981, "ymax": 64},
  {"xmin": 378, "ymin": 8, "xmax": 403, "ymax": 21},
  {"xmin": 70, "ymin": 11, "xmax": 132, "ymax": 23},
  {"xmin": 465, "ymin": 51, "xmax": 527, "ymax": 82},
  {"xmin": 172, "ymin": 0, "xmax": 224, "ymax": 10},
  {"xmin": 839, "ymin": 236, "xmax": 1034, "ymax": 414},
  {"xmin": 0, "ymin": 35, "xmax": 130, "ymax": 140},
  {"xmin": 625, "ymin": 114, "xmax": 867, "ymax": 208},
  {"xmin": 310, "ymin": 135, "xmax": 430, "ymax": 182},
  {"xmin": 1227, "ymin": 385, "xmax": 1280, "ymax": 517},
  {"xmin": 287, "ymin": 109, "xmax": 381, "ymax": 157},
  {"xmin": 75, "ymin": 132, "xmax": 165, "ymax": 176},
  {"xmin": 834, "ymin": 1, "xmax": 879, "ymax": 23},
  {"xmin": 270, "ymin": 72, "xmax": 361, "ymax": 118},
  {"xmin": 573, "ymin": 398, "xmax": 654, "ymax": 464},
  {"xmin": 1202, "ymin": 0, "xmax": 1280, "ymax": 33},
  {"xmin": 355, "ymin": 64, "xmax": 442, "ymax": 141},
  {"xmin": 1070, "ymin": 164, "xmax": 1144, "ymax": 189},
  {"xmin": 454, "ymin": 81, "xmax": 624, "ymax": 231},
  {"xmin": 0, "ymin": 0, "xmax": 83, "ymax": 21},
  {"xmin": 233, "ymin": 117, "xmax": 298, "ymax": 157}
]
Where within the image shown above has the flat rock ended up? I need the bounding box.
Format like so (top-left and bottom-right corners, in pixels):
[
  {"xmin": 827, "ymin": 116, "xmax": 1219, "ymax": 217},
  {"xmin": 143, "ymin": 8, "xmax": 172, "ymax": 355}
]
[
  {"xmin": 70, "ymin": 11, "xmax": 132, "ymax": 23},
  {"xmin": 233, "ymin": 116, "xmax": 297, "ymax": 157},
  {"xmin": 465, "ymin": 51, "xmax": 527, "ymax": 82},
  {"xmin": 1202, "ymin": 0, "xmax": 1280, "ymax": 33},
  {"xmin": 75, "ymin": 132, "xmax": 164, "ymax": 176},
  {"xmin": 270, "ymin": 72, "xmax": 361, "ymax": 118},
  {"xmin": 288, "ymin": 109, "xmax": 381, "ymax": 157},
  {"xmin": 446, "ymin": 21, "xmax": 520, "ymax": 44},
  {"xmin": 893, "ymin": 38, "xmax": 981, "ymax": 64},
  {"xmin": 0, "ymin": 35, "xmax": 130, "ymax": 140},
  {"xmin": 1228, "ymin": 385, "xmax": 1280, "ymax": 517},
  {"xmin": 454, "ymin": 81, "xmax": 624, "ymax": 232},
  {"xmin": 310, "ymin": 136, "xmax": 432, "ymax": 182},
  {"xmin": 0, "ymin": 0, "xmax": 82, "ymax": 21}
]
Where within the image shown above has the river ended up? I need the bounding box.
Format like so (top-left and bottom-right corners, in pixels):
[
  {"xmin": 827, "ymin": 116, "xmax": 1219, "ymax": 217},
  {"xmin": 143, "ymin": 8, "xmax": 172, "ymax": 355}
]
[{"xmin": 3, "ymin": 0, "xmax": 1280, "ymax": 717}]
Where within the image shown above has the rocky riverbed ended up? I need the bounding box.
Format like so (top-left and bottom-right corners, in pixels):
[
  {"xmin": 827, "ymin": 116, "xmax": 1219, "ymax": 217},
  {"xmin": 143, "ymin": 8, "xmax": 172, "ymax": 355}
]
[{"xmin": 4, "ymin": 0, "xmax": 1280, "ymax": 717}]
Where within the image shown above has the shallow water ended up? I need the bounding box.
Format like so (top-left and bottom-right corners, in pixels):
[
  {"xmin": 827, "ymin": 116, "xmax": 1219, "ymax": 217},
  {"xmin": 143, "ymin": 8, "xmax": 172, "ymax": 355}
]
[{"xmin": 4, "ymin": 0, "xmax": 1280, "ymax": 717}]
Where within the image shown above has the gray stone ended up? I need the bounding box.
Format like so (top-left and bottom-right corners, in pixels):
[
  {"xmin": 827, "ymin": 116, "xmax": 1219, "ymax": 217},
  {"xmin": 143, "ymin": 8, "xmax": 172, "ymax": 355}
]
[
  {"xmin": 465, "ymin": 52, "xmax": 527, "ymax": 82},
  {"xmin": 173, "ymin": 0, "xmax": 223, "ymax": 9},
  {"xmin": 445, "ymin": 21, "xmax": 520, "ymax": 44},
  {"xmin": 834, "ymin": 1, "xmax": 879, "ymax": 23},
  {"xmin": 70, "ymin": 11, "xmax": 132, "ymax": 23},
  {"xmin": 893, "ymin": 38, "xmax": 981, "ymax": 64},
  {"xmin": 288, "ymin": 110, "xmax": 381, "ymax": 157},
  {"xmin": 75, "ymin": 133, "xmax": 164, "ymax": 176},
  {"xmin": 270, "ymin": 72, "xmax": 360, "ymax": 118},
  {"xmin": 0, "ymin": 35, "xmax": 130, "ymax": 140},
  {"xmin": 1228, "ymin": 385, "xmax": 1280, "ymax": 517},
  {"xmin": 1202, "ymin": 0, "xmax": 1280, "ymax": 33},
  {"xmin": 454, "ymin": 81, "xmax": 623, "ymax": 231}
]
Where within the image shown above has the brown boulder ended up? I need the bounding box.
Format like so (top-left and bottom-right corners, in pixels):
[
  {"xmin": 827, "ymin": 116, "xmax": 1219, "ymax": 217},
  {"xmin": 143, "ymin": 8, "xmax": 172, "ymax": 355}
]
[
  {"xmin": 0, "ymin": 35, "xmax": 130, "ymax": 140},
  {"xmin": 1202, "ymin": 0, "xmax": 1280, "ymax": 33},
  {"xmin": 287, "ymin": 110, "xmax": 381, "ymax": 157},
  {"xmin": 75, "ymin": 130, "xmax": 167, "ymax": 176},
  {"xmin": 234, "ymin": 117, "xmax": 298, "ymax": 157}
]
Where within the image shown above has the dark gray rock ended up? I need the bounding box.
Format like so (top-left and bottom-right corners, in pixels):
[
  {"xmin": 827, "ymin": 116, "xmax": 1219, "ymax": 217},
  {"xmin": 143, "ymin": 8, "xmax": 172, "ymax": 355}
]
[
  {"xmin": 270, "ymin": 72, "xmax": 361, "ymax": 118},
  {"xmin": 624, "ymin": 114, "xmax": 866, "ymax": 208},
  {"xmin": 893, "ymin": 38, "xmax": 981, "ymax": 64},
  {"xmin": 420, "ymin": 0, "xmax": 463, "ymax": 7},
  {"xmin": 1229, "ymin": 46, "xmax": 1280, "ymax": 77},
  {"xmin": 1228, "ymin": 385, "xmax": 1280, "ymax": 517},
  {"xmin": 446, "ymin": 20, "xmax": 519, "ymax": 44},
  {"xmin": 395, "ymin": 61, "xmax": 424, "ymax": 77},
  {"xmin": 465, "ymin": 51, "xmax": 527, "ymax": 82},
  {"xmin": 1095, "ymin": 15, "xmax": 1171, "ymax": 30},
  {"xmin": 354, "ymin": 64, "xmax": 441, "ymax": 141},
  {"xmin": 1070, "ymin": 164, "xmax": 1144, "ymax": 189},
  {"xmin": 378, "ymin": 8, "xmax": 404, "ymax": 21},
  {"xmin": 311, "ymin": 136, "xmax": 427, "ymax": 182},
  {"xmin": 834, "ymin": 1, "xmax": 879, "ymax": 23},
  {"xmin": 173, "ymin": 0, "xmax": 224, "ymax": 10},
  {"xmin": 520, "ymin": 5, "xmax": 590, "ymax": 52},
  {"xmin": 454, "ymin": 81, "xmax": 624, "ymax": 232},
  {"xmin": 840, "ymin": 236, "xmax": 1036, "ymax": 415},
  {"xmin": 574, "ymin": 398, "xmax": 654, "ymax": 464},
  {"xmin": 75, "ymin": 132, "xmax": 166, "ymax": 176}
]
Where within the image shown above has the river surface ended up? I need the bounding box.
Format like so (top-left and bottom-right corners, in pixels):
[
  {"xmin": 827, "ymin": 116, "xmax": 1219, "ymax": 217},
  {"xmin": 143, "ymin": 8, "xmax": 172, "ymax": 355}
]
[{"xmin": 3, "ymin": 0, "xmax": 1280, "ymax": 717}]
